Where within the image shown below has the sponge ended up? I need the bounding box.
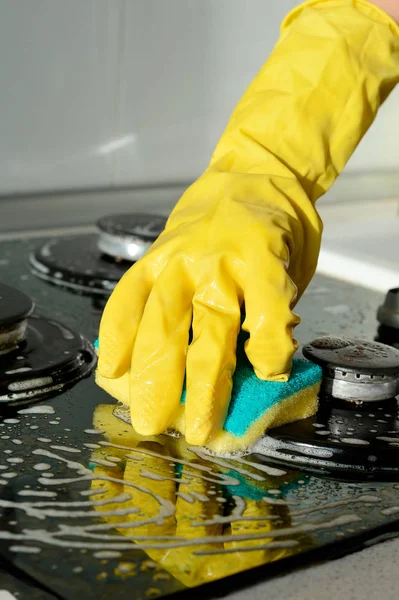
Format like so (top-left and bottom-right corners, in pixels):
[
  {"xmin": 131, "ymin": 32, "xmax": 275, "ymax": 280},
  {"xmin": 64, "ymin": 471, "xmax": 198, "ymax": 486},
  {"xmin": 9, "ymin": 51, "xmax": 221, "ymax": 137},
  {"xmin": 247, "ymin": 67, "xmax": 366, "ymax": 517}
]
[{"xmin": 94, "ymin": 338, "xmax": 322, "ymax": 454}]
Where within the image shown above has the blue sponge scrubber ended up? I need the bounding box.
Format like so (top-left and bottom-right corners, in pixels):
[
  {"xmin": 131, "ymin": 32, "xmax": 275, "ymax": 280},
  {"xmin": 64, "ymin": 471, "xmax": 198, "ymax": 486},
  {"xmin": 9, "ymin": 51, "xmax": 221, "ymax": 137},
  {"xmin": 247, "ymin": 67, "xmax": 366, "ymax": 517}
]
[
  {"xmin": 94, "ymin": 337, "xmax": 322, "ymax": 454},
  {"xmin": 191, "ymin": 357, "xmax": 321, "ymax": 453}
]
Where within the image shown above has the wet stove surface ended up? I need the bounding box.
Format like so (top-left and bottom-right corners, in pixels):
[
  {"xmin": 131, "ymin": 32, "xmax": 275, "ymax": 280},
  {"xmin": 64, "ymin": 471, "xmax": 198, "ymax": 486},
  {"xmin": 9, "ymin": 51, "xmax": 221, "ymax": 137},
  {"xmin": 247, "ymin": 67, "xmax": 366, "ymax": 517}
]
[{"xmin": 1, "ymin": 237, "xmax": 399, "ymax": 599}]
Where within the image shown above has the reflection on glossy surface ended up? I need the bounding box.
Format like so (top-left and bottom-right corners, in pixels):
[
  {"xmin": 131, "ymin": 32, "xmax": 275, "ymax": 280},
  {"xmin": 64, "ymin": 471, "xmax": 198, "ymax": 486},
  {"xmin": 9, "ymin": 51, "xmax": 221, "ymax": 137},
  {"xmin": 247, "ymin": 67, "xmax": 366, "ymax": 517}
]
[
  {"xmin": 1, "ymin": 395, "xmax": 399, "ymax": 599},
  {"xmin": 90, "ymin": 405, "xmax": 297, "ymax": 587}
]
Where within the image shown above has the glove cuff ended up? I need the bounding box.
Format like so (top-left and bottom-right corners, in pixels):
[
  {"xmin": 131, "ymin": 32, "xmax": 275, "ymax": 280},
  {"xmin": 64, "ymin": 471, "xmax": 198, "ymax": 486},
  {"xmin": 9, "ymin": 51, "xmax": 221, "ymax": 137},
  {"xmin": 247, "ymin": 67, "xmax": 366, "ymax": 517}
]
[{"xmin": 283, "ymin": 0, "xmax": 399, "ymax": 34}]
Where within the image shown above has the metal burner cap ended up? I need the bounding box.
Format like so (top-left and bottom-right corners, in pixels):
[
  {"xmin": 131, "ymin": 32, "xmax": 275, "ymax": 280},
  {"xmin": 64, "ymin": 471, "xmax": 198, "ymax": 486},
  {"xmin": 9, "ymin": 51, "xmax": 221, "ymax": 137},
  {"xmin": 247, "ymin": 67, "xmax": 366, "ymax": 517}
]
[
  {"xmin": 97, "ymin": 213, "xmax": 167, "ymax": 261},
  {"xmin": 0, "ymin": 283, "xmax": 34, "ymax": 329},
  {"xmin": 377, "ymin": 288, "xmax": 399, "ymax": 329},
  {"xmin": 303, "ymin": 336, "xmax": 399, "ymax": 403},
  {"xmin": 0, "ymin": 284, "xmax": 34, "ymax": 355}
]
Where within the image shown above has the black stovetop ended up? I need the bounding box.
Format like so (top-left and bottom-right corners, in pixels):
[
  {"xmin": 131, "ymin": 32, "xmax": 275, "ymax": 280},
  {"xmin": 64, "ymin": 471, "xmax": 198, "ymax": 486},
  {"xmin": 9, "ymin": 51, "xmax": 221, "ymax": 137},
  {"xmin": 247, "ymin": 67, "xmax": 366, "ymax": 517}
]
[{"xmin": 1, "ymin": 235, "xmax": 399, "ymax": 600}]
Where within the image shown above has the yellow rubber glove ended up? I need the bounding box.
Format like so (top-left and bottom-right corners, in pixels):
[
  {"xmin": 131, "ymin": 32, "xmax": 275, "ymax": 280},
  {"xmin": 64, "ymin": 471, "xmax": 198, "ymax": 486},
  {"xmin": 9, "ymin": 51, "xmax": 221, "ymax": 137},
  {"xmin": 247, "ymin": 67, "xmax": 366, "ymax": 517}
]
[{"xmin": 98, "ymin": 0, "xmax": 399, "ymax": 445}]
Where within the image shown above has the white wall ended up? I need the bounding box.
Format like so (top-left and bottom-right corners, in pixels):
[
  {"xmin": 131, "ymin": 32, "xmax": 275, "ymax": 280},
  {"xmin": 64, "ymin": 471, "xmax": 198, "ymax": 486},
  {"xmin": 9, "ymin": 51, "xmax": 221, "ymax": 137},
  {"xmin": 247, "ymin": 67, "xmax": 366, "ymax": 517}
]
[{"xmin": 0, "ymin": 0, "xmax": 398, "ymax": 196}]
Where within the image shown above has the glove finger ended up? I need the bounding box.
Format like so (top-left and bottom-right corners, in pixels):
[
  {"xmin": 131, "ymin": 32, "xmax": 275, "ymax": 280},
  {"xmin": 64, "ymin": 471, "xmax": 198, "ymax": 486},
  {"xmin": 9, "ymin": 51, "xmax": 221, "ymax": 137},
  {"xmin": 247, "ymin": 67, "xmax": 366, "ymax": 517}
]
[
  {"xmin": 185, "ymin": 264, "xmax": 241, "ymax": 445},
  {"xmin": 129, "ymin": 259, "xmax": 193, "ymax": 436},
  {"xmin": 243, "ymin": 254, "xmax": 299, "ymax": 381},
  {"xmin": 98, "ymin": 262, "xmax": 151, "ymax": 379}
]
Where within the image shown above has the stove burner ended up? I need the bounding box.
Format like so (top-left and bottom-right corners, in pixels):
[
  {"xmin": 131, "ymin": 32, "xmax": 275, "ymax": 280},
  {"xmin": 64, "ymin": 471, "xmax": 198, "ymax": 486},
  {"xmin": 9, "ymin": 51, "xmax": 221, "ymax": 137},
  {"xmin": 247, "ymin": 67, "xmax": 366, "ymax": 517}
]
[
  {"xmin": 0, "ymin": 283, "xmax": 34, "ymax": 354},
  {"xmin": 0, "ymin": 284, "xmax": 96, "ymax": 405},
  {"xmin": 29, "ymin": 235, "xmax": 129, "ymax": 296},
  {"xmin": 29, "ymin": 212, "xmax": 167, "ymax": 297},
  {"xmin": 377, "ymin": 288, "xmax": 399, "ymax": 329},
  {"xmin": 252, "ymin": 397, "xmax": 399, "ymax": 479},
  {"xmin": 97, "ymin": 213, "xmax": 166, "ymax": 261},
  {"xmin": 303, "ymin": 336, "xmax": 399, "ymax": 403},
  {"xmin": 376, "ymin": 288, "xmax": 399, "ymax": 349},
  {"xmin": 250, "ymin": 335, "xmax": 399, "ymax": 478}
]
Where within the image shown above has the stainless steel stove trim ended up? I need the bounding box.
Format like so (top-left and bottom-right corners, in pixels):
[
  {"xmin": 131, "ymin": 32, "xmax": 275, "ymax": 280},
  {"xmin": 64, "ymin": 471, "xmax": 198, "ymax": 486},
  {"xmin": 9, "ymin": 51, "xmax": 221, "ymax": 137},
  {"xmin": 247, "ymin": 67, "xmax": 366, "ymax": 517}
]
[
  {"xmin": 323, "ymin": 376, "xmax": 398, "ymax": 402},
  {"xmin": 29, "ymin": 252, "xmax": 116, "ymax": 296},
  {"xmin": 97, "ymin": 230, "xmax": 150, "ymax": 261}
]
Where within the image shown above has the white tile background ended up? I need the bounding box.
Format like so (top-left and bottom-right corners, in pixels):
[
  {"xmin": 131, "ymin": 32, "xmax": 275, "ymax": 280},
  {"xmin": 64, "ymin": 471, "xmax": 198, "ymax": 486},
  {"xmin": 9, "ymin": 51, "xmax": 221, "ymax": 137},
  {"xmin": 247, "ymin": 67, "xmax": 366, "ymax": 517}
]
[{"xmin": 0, "ymin": 0, "xmax": 399, "ymax": 196}]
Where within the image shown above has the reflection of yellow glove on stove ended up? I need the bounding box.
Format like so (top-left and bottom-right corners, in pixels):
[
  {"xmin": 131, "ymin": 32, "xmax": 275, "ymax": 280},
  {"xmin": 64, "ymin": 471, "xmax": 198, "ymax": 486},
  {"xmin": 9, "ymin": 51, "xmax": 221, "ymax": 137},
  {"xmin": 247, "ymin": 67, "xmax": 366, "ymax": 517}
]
[
  {"xmin": 91, "ymin": 405, "xmax": 294, "ymax": 587},
  {"xmin": 98, "ymin": 0, "xmax": 399, "ymax": 445}
]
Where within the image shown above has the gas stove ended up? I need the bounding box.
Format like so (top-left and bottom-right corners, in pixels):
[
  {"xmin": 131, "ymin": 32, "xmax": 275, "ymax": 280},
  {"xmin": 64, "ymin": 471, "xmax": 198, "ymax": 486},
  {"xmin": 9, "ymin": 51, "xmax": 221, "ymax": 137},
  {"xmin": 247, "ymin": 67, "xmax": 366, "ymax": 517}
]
[
  {"xmin": 29, "ymin": 213, "xmax": 167, "ymax": 298},
  {"xmin": 1, "ymin": 214, "xmax": 399, "ymax": 600},
  {"xmin": 0, "ymin": 283, "xmax": 95, "ymax": 405}
]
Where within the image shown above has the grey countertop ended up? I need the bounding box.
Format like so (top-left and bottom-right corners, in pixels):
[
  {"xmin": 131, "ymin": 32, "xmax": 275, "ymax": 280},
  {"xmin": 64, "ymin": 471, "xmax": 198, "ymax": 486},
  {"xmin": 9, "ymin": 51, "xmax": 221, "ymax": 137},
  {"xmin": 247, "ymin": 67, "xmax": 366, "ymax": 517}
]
[{"xmin": 226, "ymin": 536, "xmax": 399, "ymax": 600}]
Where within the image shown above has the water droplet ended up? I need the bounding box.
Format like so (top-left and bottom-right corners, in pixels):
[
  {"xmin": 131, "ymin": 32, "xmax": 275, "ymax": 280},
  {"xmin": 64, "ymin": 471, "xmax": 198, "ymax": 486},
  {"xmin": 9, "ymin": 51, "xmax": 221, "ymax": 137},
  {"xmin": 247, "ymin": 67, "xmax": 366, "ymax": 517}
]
[
  {"xmin": 84, "ymin": 429, "xmax": 104, "ymax": 435},
  {"xmin": 33, "ymin": 463, "xmax": 51, "ymax": 471},
  {"xmin": 73, "ymin": 566, "xmax": 83, "ymax": 574},
  {"xmin": 94, "ymin": 551, "xmax": 122, "ymax": 559}
]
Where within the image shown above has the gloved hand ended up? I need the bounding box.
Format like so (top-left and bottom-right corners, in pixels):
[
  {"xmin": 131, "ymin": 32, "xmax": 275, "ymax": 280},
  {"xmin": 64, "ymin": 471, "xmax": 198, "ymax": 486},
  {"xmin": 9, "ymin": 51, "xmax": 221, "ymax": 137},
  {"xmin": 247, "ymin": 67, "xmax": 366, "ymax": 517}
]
[
  {"xmin": 90, "ymin": 405, "xmax": 297, "ymax": 587},
  {"xmin": 98, "ymin": 0, "xmax": 399, "ymax": 445}
]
